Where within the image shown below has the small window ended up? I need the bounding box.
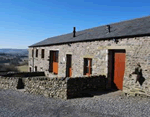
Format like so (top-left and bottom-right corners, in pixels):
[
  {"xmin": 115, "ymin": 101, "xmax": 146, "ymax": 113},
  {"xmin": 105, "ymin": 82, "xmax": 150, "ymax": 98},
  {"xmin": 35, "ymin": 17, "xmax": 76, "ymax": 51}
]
[
  {"xmin": 35, "ymin": 66, "xmax": 37, "ymax": 72},
  {"xmin": 41, "ymin": 49, "xmax": 45, "ymax": 58},
  {"xmin": 36, "ymin": 49, "xmax": 38, "ymax": 57},
  {"xmin": 40, "ymin": 67, "xmax": 43, "ymax": 71},
  {"xmin": 84, "ymin": 58, "xmax": 92, "ymax": 76},
  {"xmin": 29, "ymin": 67, "xmax": 32, "ymax": 72}
]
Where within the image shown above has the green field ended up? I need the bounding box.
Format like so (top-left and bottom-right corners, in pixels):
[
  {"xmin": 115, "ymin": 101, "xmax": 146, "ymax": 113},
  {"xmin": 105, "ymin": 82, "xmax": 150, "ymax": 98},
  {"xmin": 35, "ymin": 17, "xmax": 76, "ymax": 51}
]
[{"xmin": 17, "ymin": 65, "xmax": 28, "ymax": 72}]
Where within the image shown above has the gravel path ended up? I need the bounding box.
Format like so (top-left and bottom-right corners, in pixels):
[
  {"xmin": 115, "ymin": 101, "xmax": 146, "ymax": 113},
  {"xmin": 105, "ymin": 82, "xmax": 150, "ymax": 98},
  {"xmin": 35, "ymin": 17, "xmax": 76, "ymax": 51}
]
[{"xmin": 0, "ymin": 89, "xmax": 150, "ymax": 117}]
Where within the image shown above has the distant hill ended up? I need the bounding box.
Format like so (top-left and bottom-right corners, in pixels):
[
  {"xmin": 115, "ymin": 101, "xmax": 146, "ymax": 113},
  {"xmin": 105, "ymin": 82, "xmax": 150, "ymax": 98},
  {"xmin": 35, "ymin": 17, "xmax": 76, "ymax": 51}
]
[{"xmin": 0, "ymin": 49, "xmax": 28, "ymax": 56}]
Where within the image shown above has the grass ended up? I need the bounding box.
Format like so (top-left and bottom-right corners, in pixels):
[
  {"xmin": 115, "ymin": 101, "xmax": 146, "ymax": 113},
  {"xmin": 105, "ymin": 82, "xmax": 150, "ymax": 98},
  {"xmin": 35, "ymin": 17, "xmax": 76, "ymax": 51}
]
[{"xmin": 17, "ymin": 65, "xmax": 28, "ymax": 72}]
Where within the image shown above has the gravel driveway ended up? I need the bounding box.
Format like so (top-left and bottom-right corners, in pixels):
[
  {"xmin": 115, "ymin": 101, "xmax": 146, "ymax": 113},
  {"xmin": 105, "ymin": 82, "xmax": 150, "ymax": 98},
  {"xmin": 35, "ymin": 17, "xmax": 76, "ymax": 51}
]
[{"xmin": 0, "ymin": 89, "xmax": 150, "ymax": 117}]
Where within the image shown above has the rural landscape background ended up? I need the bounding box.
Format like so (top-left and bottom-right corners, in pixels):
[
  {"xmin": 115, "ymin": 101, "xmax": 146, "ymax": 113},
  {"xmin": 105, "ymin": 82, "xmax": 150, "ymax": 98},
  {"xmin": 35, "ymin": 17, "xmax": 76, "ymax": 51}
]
[{"xmin": 0, "ymin": 49, "xmax": 28, "ymax": 72}]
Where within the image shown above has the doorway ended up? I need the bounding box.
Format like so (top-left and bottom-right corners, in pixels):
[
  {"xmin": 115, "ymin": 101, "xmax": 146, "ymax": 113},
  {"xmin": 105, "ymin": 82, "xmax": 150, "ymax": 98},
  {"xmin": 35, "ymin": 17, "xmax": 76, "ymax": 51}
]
[
  {"xmin": 49, "ymin": 51, "xmax": 59, "ymax": 75},
  {"xmin": 66, "ymin": 54, "xmax": 72, "ymax": 77},
  {"xmin": 108, "ymin": 49, "xmax": 126, "ymax": 90}
]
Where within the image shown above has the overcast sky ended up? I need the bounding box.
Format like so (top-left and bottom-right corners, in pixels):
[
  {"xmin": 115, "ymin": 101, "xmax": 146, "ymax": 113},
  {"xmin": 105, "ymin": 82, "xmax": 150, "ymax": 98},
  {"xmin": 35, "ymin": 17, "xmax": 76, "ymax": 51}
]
[{"xmin": 0, "ymin": 0, "xmax": 149, "ymax": 49}]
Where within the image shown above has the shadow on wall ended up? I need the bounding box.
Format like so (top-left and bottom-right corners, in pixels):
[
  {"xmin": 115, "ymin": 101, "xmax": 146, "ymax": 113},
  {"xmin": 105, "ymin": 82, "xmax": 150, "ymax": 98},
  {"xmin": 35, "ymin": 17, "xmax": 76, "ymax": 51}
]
[
  {"xmin": 17, "ymin": 78, "xmax": 24, "ymax": 89},
  {"xmin": 1, "ymin": 72, "xmax": 45, "ymax": 77},
  {"xmin": 129, "ymin": 63, "xmax": 145, "ymax": 86},
  {"xmin": 67, "ymin": 75, "xmax": 119, "ymax": 99}
]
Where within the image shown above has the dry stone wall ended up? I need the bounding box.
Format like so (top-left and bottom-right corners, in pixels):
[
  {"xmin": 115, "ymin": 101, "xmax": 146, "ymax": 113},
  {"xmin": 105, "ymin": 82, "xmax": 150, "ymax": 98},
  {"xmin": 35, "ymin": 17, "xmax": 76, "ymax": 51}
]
[
  {"xmin": 67, "ymin": 75, "xmax": 107, "ymax": 99},
  {"xmin": 0, "ymin": 76, "xmax": 19, "ymax": 90},
  {"xmin": 24, "ymin": 77, "xmax": 67, "ymax": 99},
  {"xmin": 0, "ymin": 76, "xmax": 107, "ymax": 99}
]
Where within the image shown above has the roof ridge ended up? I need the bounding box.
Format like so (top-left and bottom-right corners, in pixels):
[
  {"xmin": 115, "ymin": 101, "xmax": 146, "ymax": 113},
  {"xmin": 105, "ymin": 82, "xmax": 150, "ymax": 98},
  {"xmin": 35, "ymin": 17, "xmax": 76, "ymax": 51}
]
[
  {"xmin": 41, "ymin": 15, "xmax": 150, "ymax": 39},
  {"xmin": 82, "ymin": 15, "xmax": 150, "ymax": 31},
  {"xmin": 29, "ymin": 15, "xmax": 150, "ymax": 47}
]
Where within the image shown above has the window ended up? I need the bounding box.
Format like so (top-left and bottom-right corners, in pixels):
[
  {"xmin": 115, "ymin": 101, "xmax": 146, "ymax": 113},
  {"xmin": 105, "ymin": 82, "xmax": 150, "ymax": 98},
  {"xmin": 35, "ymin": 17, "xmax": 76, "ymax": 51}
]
[
  {"xmin": 84, "ymin": 58, "xmax": 92, "ymax": 76},
  {"xmin": 36, "ymin": 49, "xmax": 38, "ymax": 57},
  {"xmin": 40, "ymin": 67, "xmax": 43, "ymax": 71},
  {"xmin": 41, "ymin": 49, "xmax": 45, "ymax": 58},
  {"xmin": 29, "ymin": 67, "xmax": 32, "ymax": 72},
  {"xmin": 35, "ymin": 66, "xmax": 37, "ymax": 72}
]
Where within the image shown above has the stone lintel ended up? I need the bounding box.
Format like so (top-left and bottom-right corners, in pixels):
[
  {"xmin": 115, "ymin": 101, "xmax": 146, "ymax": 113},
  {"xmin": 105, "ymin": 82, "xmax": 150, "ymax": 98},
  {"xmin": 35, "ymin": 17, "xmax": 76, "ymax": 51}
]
[
  {"xmin": 83, "ymin": 55, "xmax": 94, "ymax": 58},
  {"xmin": 97, "ymin": 46, "xmax": 131, "ymax": 50},
  {"xmin": 106, "ymin": 46, "xmax": 131, "ymax": 50},
  {"xmin": 66, "ymin": 52, "xmax": 73, "ymax": 54}
]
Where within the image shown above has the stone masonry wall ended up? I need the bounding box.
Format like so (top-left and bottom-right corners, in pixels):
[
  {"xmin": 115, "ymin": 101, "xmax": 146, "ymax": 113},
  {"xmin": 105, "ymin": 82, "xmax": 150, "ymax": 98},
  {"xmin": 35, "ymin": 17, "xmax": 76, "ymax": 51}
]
[
  {"xmin": 67, "ymin": 75, "xmax": 107, "ymax": 99},
  {"xmin": 122, "ymin": 37, "xmax": 150, "ymax": 97},
  {"xmin": 0, "ymin": 76, "xmax": 19, "ymax": 90},
  {"xmin": 29, "ymin": 36, "xmax": 150, "ymax": 97},
  {"xmin": 24, "ymin": 77, "xmax": 67, "ymax": 99},
  {"xmin": 0, "ymin": 76, "xmax": 107, "ymax": 99},
  {"xmin": 28, "ymin": 40, "xmax": 109, "ymax": 77}
]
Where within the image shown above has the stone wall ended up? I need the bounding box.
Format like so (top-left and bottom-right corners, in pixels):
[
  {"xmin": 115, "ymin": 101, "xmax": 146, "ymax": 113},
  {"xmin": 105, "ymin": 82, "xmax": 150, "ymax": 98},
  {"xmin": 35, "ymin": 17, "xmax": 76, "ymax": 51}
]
[
  {"xmin": 122, "ymin": 37, "xmax": 150, "ymax": 97},
  {"xmin": 29, "ymin": 37, "xmax": 150, "ymax": 78},
  {"xmin": 0, "ymin": 76, "xmax": 19, "ymax": 90},
  {"xmin": 0, "ymin": 75, "xmax": 107, "ymax": 99},
  {"xmin": 29, "ymin": 36, "xmax": 150, "ymax": 97},
  {"xmin": 24, "ymin": 77, "xmax": 67, "ymax": 99},
  {"xmin": 67, "ymin": 75, "xmax": 107, "ymax": 99},
  {"xmin": 28, "ymin": 40, "xmax": 109, "ymax": 77}
]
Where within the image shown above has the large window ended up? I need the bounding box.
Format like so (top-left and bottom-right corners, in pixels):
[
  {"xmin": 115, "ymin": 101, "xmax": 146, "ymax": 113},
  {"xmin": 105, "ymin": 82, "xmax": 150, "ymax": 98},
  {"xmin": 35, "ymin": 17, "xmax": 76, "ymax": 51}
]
[
  {"xmin": 41, "ymin": 49, "xmax": 45, "ymax": 58},
  {"xmin": 36, "ymin": 49, "xmax": 38, "ymax": 57},
  {"xmin": 84, "ymin": 58, "xmax": 92, "ymax": 76}
]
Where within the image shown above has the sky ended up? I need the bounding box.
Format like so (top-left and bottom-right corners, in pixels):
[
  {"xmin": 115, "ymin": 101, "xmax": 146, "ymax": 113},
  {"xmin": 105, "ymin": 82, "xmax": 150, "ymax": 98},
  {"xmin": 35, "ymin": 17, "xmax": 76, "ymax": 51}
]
[{"xmin": 0, "ymin": 0, "xmax": 149, "ymax": 49}]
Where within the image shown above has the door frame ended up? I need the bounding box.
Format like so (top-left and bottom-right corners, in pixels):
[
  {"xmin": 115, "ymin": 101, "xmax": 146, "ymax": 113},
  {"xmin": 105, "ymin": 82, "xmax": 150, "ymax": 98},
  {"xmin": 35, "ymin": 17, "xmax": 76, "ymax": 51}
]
[
  {"xmin": 107, "ymin": 49, "xmax": 126, "ymax": 90},
  {"xmin": 49, "ymin": 50, "xmax": 59, "ymax": 74},
  {"xmin": 66, "ymin": 54, "xmax": 72, "ymax": 77}
]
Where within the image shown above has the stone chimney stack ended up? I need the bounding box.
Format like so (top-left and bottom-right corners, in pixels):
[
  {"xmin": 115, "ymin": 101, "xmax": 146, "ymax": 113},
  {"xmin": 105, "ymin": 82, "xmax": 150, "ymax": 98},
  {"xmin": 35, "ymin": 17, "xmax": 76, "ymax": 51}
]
[
  {"xmin": 106, "ymin": 25, "xmax": 110, "ymax": 33},
  {"xmin": 73, "ymin": 27, "xmax": 76, "ymax": 37}
]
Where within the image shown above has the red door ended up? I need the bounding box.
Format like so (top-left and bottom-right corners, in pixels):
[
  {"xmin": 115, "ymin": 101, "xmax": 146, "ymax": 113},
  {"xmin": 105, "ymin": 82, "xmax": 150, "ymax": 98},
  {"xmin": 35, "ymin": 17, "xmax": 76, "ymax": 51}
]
[
  {"xmin": 53, "ymin": 51, "xmax": 58, "ymax": 74},
  {"xmin": 114, "ymin": 52, "xmax": 125, "ymax": 90},
  {"xmin": 66, "ymin": 55, "xmax": 72, "ymax": 77}
]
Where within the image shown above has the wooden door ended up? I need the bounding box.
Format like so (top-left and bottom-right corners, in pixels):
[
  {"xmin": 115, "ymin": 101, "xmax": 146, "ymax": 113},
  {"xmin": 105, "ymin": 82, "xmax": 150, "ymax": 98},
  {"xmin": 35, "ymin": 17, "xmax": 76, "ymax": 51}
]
[
  {"xmin": 53, "ymin": 51, "xmax": 58, "ymax": 74},
  {"xmin": 114, "ymin": 52, "xmax": 125, "ymax": 90},
  {"xmin": 66, "ymin": 55, "xmax": 72, "ymax": 77},
  {"xmin": 49, "ymin": 51, "xmax": 53, "ymax": 72}
]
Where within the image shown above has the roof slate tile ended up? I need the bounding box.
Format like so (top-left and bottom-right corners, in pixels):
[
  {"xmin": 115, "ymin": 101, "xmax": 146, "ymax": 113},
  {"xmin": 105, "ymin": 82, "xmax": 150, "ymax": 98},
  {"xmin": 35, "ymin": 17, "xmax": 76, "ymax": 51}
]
[{"xmin": 29, "ymin": 16, "xmax": 150, "ymax": 47}]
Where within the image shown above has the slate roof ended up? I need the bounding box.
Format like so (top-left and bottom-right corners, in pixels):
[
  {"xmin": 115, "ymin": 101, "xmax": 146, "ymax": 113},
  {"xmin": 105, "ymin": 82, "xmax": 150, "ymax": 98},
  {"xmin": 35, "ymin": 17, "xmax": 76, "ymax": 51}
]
[{"xmin": 29, "ymin": 16, "xmax": 150, "ymax": 47}]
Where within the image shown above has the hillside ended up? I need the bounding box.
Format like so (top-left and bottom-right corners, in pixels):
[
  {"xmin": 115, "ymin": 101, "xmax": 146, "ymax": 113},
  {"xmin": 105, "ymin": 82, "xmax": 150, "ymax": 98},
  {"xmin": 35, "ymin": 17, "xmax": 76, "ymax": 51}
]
[
  {"xmin": 0, "ymin": 49, "xmax": 28, "ymax": 56},
  {"xmin": 0, "ymin": 49, "xmax": 28, "ymax": 72}
]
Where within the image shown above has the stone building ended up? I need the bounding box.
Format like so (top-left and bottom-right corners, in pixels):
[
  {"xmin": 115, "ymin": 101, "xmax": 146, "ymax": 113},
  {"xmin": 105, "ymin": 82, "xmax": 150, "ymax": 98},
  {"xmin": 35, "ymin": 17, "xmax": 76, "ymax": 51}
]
[{"xmin": 29, "ymin": 16, "xmax": 150, "ymax": 95}]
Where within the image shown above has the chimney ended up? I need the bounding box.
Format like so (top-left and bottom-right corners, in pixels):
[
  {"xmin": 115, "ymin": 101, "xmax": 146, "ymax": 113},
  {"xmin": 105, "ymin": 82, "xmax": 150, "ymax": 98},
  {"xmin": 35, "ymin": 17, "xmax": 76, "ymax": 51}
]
[
  {"xmin": 73, "ymin": 27, "xmax": 76, "ymax": 37},
  {"xmin": 106, "ymin": 25, "xmax": 110, "ymax": 33}
]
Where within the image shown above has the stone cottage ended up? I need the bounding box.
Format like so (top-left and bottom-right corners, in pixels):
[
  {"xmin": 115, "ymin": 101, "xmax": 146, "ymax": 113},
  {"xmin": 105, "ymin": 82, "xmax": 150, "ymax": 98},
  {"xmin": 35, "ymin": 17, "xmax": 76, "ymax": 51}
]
[{"xmin": 29, "ymin": 16, "xmax": 150, "ymax": 95}]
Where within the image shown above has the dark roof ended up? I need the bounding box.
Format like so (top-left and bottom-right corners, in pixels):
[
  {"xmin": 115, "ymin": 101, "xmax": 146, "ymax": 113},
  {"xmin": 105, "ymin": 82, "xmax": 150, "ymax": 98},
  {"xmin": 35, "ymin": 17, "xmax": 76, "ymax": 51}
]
[{"xmin": 29, "ymin": 16, "xmax": 150, "ymax": 47}]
